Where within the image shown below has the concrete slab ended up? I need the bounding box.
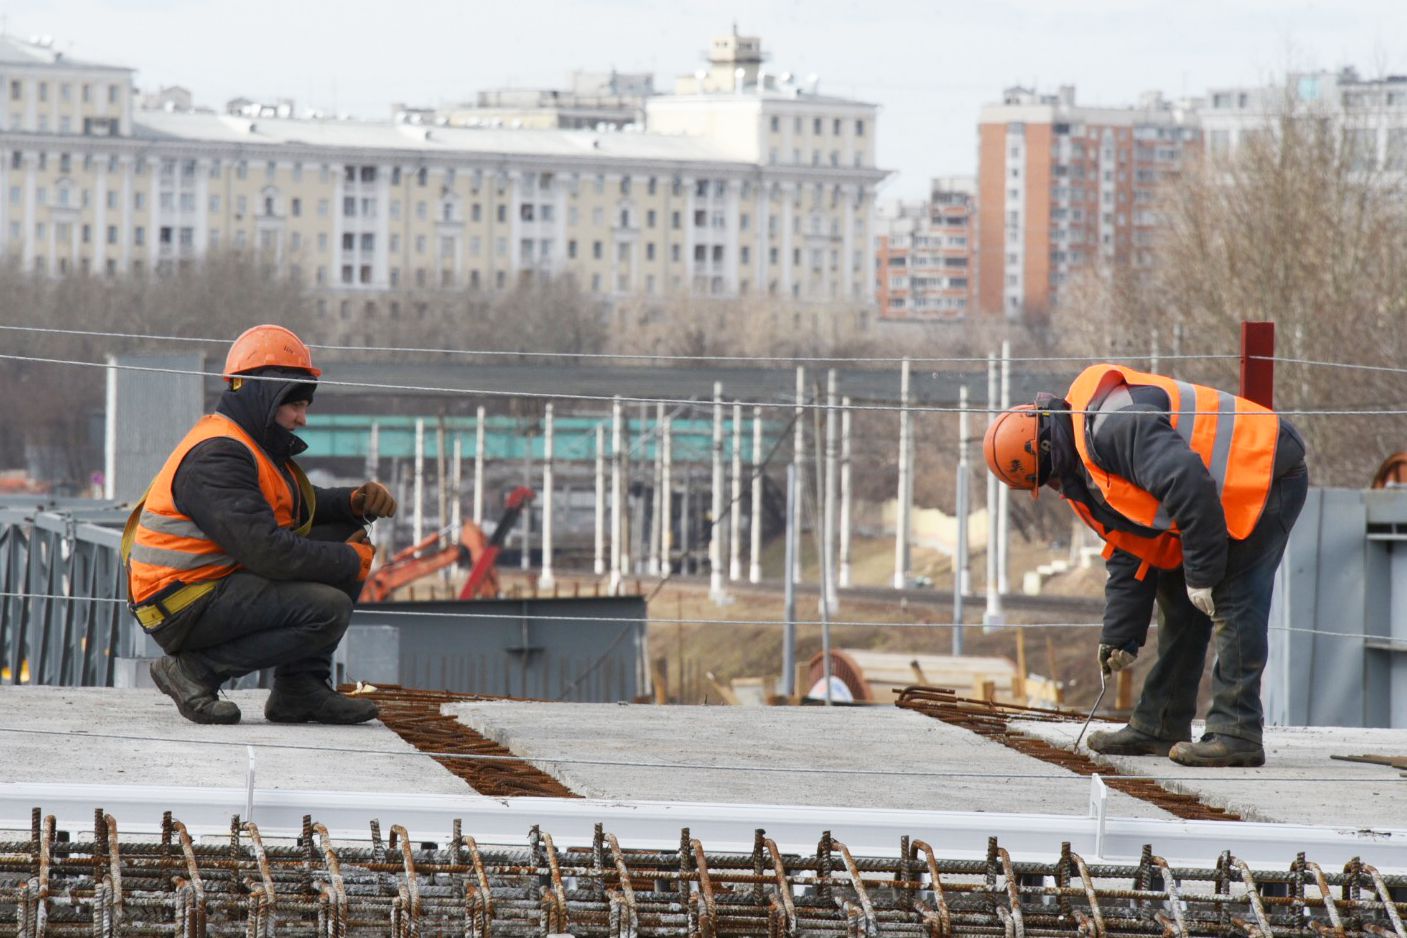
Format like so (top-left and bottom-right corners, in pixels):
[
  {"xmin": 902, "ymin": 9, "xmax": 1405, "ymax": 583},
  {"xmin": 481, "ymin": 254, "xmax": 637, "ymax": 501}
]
[
  {"xmin": 446, "ymin": 701, "xmax": 1175, "ymax": 818},
  {"xmin": 1011, "ymin": 719, "xmax": 1407, "ymax": 831},
  {"xmin": 0, "ymin": 688, "xmax": 470, "ymax": 795}
]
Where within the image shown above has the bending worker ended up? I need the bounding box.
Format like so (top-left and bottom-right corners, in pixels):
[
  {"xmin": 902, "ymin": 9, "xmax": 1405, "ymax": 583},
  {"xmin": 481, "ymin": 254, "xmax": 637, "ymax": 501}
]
[
  {"xmin": 983, "ymin": 363, "xmax": 1308, "ymax": 767},
  {"xmin": 123, "ymin": 324, "xmax": 397, "ymax": 725}
]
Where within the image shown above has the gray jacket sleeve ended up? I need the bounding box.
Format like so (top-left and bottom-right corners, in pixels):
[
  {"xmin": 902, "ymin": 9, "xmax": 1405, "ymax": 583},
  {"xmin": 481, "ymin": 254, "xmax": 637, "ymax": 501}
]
[
  {"xmin": 1091, "ymin": 404, "xmax": 1229, "ymax": 588},
  {"xmin": 1102, "ymin": 549, "xmax": 1158, "ymax": 650},
  {"xmin": 171, "ymin": 439, "xmax": 361, "ymax": 584}
]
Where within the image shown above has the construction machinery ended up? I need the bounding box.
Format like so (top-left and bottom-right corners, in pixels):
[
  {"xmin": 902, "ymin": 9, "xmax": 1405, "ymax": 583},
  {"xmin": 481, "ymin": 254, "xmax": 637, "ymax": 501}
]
[{"xmin": 361, "ymin": 486, "xmax": 535, "ymax": 603}]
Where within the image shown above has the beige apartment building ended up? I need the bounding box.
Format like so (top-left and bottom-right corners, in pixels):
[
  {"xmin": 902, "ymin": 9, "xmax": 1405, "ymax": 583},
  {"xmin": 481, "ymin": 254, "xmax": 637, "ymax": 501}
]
[
  {"xmin": 874, "ymin": 177, "xmax": 975, "ymax": 321},
  {"xmin": 0, "ymin": 31, "xmax": 885, "ymax": 325}
]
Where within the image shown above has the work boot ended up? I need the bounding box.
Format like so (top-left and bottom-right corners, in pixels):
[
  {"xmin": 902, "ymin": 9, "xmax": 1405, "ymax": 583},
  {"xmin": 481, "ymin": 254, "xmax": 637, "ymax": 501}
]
[
  {"xmin": 1169, "ymin": 734, "xmax": 1265, "ymax": 768},
  {"xmin": 150, "ymin": 656, "xmax": 241, "ymax": 725},
  {"xmin": 1085, "ymin": 724, "xmax": 1183, "ymax": 757},
  {"xmin": 265, "ymin": 674, "xmax": 379, "ymax": 725}
]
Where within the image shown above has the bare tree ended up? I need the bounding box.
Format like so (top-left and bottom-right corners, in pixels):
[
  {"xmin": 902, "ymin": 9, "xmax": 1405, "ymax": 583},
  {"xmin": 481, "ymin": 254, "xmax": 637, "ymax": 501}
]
[{"xmin": 1055, "ymin": 83, "xmax": 1407, "ymax": 486}]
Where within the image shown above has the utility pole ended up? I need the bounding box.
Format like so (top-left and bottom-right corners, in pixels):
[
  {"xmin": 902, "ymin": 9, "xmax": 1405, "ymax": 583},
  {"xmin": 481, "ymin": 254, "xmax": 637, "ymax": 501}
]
[
  {"xmin": 954, "ymin": 384, "xmax": 970, "ymax": 654},
  {"xmin": 997, "ymin": 339, "xmax": 1011, "ymax": 596},
  {"xmin": 792, "ymin": 366, "xmax": 806, "ymax": 582},
  {"xmin": 823, "ymin": 369, "xmax": 839, "ymax": 613},
  {"xmin": 894, "ymin": 358, "xmax": 912, "ymax": 589},
  {"xmin": 749, "ymin": 405, "xmax": 763, "ymax": 584},
  {"xmin": 436, "ymin": 417, "xmax": 448, "ymax": 550},
  {"xmin": 661, "ymin": 416, "xmax": 673, "ymax": 576},
  {"xmin": 650, "ymin": 402, "xmax": 664, "ymax": 576},
  {"xmin": 781, "ymin": 463, "xmax": 797, "ymax": 697},
  {"xmin": 538, "ymin": 404, "xmax": 555, "ymax": 591},
  {"xmin": 729, "ymin": 401, "xmax": 743, "ymax": 581},
  {"xmin": 984, "ymin": 354, "xmax": 1004, "ymax": 629},
  {"xmin": 839, "ymin": 395, "xmax": 852, "ymax": 589},
  {"xmin": 413, "ymin": 418, "xmax": 425, "ymax": 546},
  {"xmin": 473, "ymin": 405, "xmax": 486, "ymax": 527},
  {"xmin": 710, "ymin": 382, "xmax": 728, "ymax": 604},
  {"xmin": 610, "ymin": 397, "xmax": 623, "ymax": 595},
  {"xmin": 594, "ymin": 423, "xmax": 606, "ymax": 576},
  {"xmin": 520, "ymin": 423, "xmax": 532, "ymax": 573}
]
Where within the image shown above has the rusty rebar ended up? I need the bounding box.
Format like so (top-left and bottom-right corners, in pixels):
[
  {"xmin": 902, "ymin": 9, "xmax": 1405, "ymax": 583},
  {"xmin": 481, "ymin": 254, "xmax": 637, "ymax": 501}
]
[{"xmin": 1, "ymin": 808, "xmax": 1403, "ymax": 937}]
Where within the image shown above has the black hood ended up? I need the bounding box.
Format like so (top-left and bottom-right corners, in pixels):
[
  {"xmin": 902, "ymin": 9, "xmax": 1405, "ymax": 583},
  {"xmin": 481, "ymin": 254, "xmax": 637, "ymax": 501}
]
[{"xmin": 216, "ymin": 366, "xmax": 317, "ymax": 462}]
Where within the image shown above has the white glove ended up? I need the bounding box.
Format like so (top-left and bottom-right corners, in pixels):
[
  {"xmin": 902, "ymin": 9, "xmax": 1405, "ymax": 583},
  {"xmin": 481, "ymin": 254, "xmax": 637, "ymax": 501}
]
[{"xmin": 1187, "ymin": 585, "xmax": 1215, "ymax": 618}]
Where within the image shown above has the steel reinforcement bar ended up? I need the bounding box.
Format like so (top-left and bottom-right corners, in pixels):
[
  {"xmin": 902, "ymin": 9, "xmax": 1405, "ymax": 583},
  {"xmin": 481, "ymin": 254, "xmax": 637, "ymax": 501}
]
[{"xmin": 0, "ymin": 808, "xmax": 1404, "ymax": 938}]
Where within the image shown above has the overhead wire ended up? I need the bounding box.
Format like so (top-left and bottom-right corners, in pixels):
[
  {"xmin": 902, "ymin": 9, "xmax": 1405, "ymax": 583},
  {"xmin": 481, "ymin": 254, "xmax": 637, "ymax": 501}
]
[
  {"xmin": 4, "ymin": 351, "xmax": 1405, "ymax": 417},
  {"xmin": 0, "ymin": 722, "xmax": 1386, "ymax": 784},
  {"xmin": 0, "ymin": 322, "xmax": 1245, "ymax": 366},
  {"xmin": 2, "ymin": 591, "xmax": 1401, "ymax": 646}
]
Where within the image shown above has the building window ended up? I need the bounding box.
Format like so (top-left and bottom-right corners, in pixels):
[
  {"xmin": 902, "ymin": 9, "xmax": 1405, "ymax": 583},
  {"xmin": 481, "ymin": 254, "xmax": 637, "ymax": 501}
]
[
  {"xmin": 646, "ymin": 243, "xmax": 655, "ymax": 260},
  {"xmin": 671, "ymin": 211, "xmax": 681, "ymax": 229},
  {"xmin": 496, "ymin": 204, "xmax": 506, "ymax": 222},
  {"xmin": 770, "ymin": 115, "xmax": 779, "ymax": 132},
  {"xmin": 342, "ymin": 265, "xmax": 354, "ymax": 284},
  {"xmin": 291, "ymin": 197, "xmax": 301, "ymax": 217},
  {"xmin": 568, "ymin": 240, "xmax": 577, "ymax": 258},
  {"xmin": 592, "ymin": 241, "xmax": 602, "ymax": 259}
]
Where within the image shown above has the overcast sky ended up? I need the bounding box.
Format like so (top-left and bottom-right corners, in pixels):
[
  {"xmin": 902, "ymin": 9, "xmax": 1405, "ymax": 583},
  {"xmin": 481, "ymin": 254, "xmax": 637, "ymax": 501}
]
[{"xmin": 8, "ymin": 0, "xmax": 1405, "ymax": 199}]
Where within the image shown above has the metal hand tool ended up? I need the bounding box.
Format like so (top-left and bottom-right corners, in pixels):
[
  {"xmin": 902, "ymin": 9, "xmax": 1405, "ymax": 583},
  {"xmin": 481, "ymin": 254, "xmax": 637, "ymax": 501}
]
[{"xmin": 1074, "ymin": 668, "xmax": 1108, "ymax": 750}]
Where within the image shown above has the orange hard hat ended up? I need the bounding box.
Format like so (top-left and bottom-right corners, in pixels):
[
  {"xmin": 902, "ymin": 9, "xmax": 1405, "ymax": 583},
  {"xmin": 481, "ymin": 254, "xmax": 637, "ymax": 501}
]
[
  {"xmin": 983, "ymin": 404, "xmax": 1044, "ymax": 499},
  {"xmin": 223, "ymin": 324, "xmax": 321, "ymax": 379}
]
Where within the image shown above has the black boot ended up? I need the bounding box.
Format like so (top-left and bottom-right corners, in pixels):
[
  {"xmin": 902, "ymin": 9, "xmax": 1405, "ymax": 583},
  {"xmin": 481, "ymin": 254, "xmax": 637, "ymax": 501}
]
[
  {"xmin": 1086, "ymin": 724, "xmax": 1184, "ymax": 756},
  {"xmin": 150, "ymin": 656, "xmax": 241, "ymax": 725},
  {"xmin": 265, "ymin": 674, "xmax": 379, "ymax": 725},
  {"xmin": 1169, "ymin": 733, "xmax": 1265, "ymax": 767}
]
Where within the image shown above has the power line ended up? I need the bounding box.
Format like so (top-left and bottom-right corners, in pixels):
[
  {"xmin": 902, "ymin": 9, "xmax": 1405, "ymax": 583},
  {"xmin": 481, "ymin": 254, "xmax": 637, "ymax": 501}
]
[
  {"xmin": 0, "ymin": 722, "xmax": 1385, "ymax": 784},
  {"xmin": 3, "ymin": 351, "xmax": 1399, "ymax": 417},
  {"xmin": 0, "ymin": 322, "xmax": 1247, "ymax": 366},
  {"xmin": 2, "ymin": 591, "xmax": 1400, "ymax": 646}
]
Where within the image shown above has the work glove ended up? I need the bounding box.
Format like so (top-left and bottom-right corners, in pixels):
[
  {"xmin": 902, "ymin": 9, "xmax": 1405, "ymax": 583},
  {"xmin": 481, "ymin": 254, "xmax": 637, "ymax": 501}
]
[
  {"xmin": 1186, "ymin": 585, "xmax": 1216, "ymax": 618},
  {"xmin": 1097, "ymin": 643, "xmax": 1138, "ymax": 675},
  {"xmin": 352, "ymin": 481, "xmax": 397, "ymax": 520},
  {"xmin": 347, "ymin": 529, "xmax": 375, "ymax": 581}
]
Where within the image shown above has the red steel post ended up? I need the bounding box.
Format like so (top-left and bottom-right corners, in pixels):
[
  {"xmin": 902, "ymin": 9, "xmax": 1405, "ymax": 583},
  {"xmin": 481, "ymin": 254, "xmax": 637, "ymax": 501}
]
[{"xmin": 1239, "ymin": 321, "xmax": 1275, "ymax": 409}]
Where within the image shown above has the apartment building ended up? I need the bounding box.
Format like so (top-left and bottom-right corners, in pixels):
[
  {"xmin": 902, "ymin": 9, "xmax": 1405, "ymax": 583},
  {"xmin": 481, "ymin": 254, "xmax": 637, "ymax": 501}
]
[
  {"xmin": 1200, "ymin": 67, "xmax": 1407, "ymax": 166},
  {"xmin": 976, "ymin": 85, "xmax": 1198, "ymax": 320},
  {"xmin": 0, "ymin": 31, "xmax": 885, "ymax": 318},
  {"xmin": 874, "ymin": 177, "xmax": 974, "ymax": 320}
]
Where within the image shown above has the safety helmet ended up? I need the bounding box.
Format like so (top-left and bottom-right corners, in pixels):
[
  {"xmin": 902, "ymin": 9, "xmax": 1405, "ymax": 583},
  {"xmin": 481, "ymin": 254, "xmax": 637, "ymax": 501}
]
[
  {"xmin": 983, "ymin": 404, "xmax": 1045, "ymax": 499},
  {"xmin": 223, "ymin": 324, "xmax": 321, "ymax": 379}
]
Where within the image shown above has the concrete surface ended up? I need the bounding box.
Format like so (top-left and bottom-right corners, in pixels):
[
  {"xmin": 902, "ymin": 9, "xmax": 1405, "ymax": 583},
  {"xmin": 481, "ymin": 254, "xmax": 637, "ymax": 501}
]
[
  {"xmin": 446, "ymin": 701, "xmax": 1174, "ymax": 817},
  {"xmin": 0, "ymin": 688, "xmax": 470, "ymax": 795},
  {"xmin": 1012, "ymin": 719, "xmax": 1407, "ymax": 831}
]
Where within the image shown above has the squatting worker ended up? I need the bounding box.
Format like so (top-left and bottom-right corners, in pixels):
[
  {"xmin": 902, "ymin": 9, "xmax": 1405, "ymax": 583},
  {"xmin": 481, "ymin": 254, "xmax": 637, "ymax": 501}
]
[
  {"xmin": 982, "ymin": 363, "xmax": 1308, "ymax": 767},
  {"xmin": 121, "ymin": 324, "xmax": 398, "ymax": 725}
]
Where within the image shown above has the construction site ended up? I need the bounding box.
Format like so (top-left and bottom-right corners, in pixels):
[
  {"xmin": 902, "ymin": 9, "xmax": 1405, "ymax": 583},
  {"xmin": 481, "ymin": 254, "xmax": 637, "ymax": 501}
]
[{"xmin": 0, "ymin": 317, "xmax": 1405, "ymax": 938}]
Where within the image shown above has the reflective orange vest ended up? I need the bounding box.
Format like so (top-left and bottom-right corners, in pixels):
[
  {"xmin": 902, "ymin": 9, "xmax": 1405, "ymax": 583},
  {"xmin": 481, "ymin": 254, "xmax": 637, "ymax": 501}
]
[
  {"xmin": 1064, "ymin": 364, "xmax": 1280, "ymax": 577},
  {"xmin": 123, "ymin": 414, "xmax": 314, "ymax": 620}
]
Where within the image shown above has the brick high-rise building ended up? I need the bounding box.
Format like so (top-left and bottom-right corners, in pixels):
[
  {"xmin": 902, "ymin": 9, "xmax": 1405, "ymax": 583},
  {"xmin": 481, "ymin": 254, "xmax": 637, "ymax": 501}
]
[{"xmin": 976, "ymin": 85, "xmax": 1198, "ymax": 320}]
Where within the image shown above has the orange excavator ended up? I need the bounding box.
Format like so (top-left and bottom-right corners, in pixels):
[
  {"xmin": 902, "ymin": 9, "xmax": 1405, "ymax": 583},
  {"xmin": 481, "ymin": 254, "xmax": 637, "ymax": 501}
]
[{"xmin": 361, "ymin": 486, "xmax": 535, "ymax": 603}]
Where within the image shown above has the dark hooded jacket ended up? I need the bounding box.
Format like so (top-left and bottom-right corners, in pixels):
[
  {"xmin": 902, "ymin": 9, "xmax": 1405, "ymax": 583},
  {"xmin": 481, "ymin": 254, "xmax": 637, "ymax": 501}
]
[
  {"xmin": 168, "ymin": 367, "xmax": 362, "ymax": 586},
  {"xmin": 1045, "ymin": 386, "xmax": 1306, "ymax": 651}
]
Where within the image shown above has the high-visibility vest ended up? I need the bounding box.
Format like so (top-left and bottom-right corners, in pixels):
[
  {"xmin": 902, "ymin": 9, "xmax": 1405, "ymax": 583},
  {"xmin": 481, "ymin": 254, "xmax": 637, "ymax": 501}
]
[
  {"xmin": 1064, "ymin": 364, "xmax": 1280, "ymax": 577},
  {"xmin": 122, "ymin": 414, "xmax": 314, "ymax": 623}
]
